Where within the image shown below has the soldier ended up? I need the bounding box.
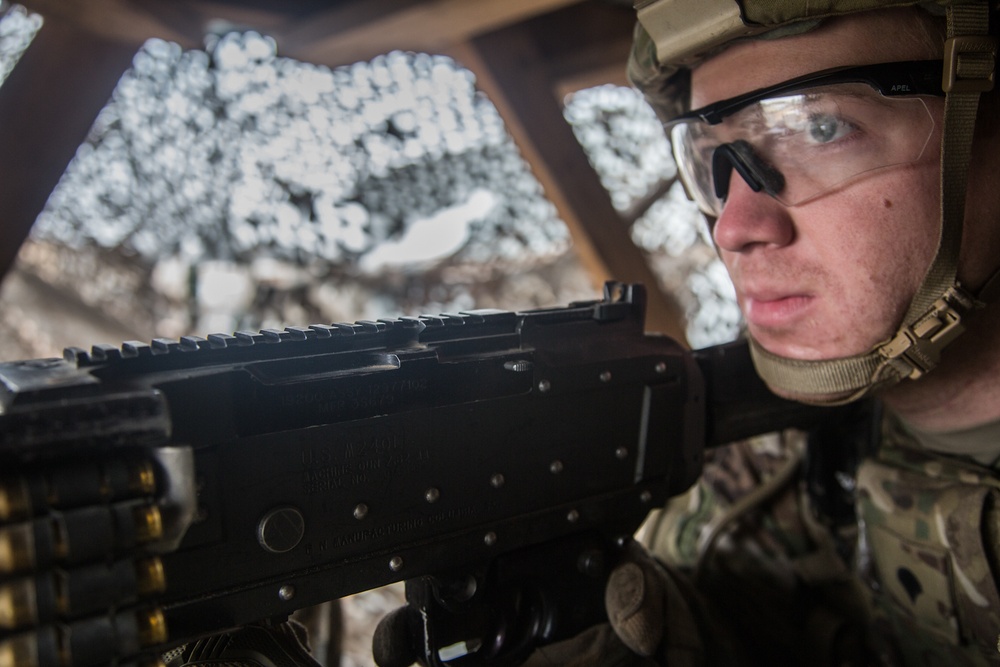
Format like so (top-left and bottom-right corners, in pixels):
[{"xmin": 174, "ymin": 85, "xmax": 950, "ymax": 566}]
[{"xmin": 568, "ymin": 1, "xmax": 1000, "ymax": 665}]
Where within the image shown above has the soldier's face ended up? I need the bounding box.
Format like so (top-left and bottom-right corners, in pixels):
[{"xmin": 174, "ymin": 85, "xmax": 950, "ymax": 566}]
[{"xmin": 689, "ymin": 10, "xmax": 944, "ymax": 361}]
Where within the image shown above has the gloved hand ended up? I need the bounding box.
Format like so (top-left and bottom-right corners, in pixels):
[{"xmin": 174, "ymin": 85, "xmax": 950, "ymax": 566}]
[
  {"xmin": 527, "ymin": 539, "xmax": 727, "ymax": 667},
  {"xmin": 603, "ymin": 539, "xmax": 707, "ymax": 664}
]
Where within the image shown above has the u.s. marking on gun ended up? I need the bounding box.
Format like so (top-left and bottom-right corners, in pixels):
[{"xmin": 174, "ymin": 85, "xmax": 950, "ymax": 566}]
[{"xmin": 0, "ymin": 282, "xmax": 850, "ymax": 667}]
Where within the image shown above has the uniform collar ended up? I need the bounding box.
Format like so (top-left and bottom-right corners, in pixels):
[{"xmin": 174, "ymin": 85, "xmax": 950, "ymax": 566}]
[{"xmin": 892, "ymin": 411, "xmax": 1000, "ymax": 468}]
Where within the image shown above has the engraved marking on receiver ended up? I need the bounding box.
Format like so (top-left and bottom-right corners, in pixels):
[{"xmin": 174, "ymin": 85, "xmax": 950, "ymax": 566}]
[
  {"xmin": 300, "ymin": 430, "xmax": 430, "ymax": 495},
  {"xmin": 280, "ymin": 378, "xmax": 429, "ymax": 416}
]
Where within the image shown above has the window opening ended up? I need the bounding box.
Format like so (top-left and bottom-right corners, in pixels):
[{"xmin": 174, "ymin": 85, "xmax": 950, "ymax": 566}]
[
  {"xmin": 1, "ymin": 32, "xmax": 592, "ymax": 359},
  {"xmin": 564, "ymin": 84, "xmax": 741, "ymax": 348},
  {"xmin": 0, "ymin": 2, "xmax": 43, "ymax": 88}
]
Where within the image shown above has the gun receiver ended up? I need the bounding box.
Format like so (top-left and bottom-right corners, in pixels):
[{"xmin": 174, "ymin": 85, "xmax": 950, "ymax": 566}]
[{"xmin": 0, "ymin": 282, "xmax": 852, "ymax": 667}]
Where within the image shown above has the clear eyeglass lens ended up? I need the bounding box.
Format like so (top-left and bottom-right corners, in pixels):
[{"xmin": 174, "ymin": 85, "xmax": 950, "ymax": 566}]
[{"xmin": 671, "ymin": 83, "xmax": 938, "ymax": 217}]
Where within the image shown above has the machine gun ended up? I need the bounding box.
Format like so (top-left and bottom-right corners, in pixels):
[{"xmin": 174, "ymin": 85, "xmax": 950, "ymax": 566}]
[{"xmin": 0, "ymin": 283, "xmax": 858, "ymax": 667}]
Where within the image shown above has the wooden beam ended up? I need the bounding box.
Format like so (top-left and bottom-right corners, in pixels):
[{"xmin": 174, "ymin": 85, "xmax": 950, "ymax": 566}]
[
  {"xmin": 446, "ymin": 43, "xmax": 608, "ymax": 286},
  {"xmin": 457, "ymin": 11, "xmax": 687, "ymax": 341},
  {"xmin": 17, "ymin": 0, "xmax": 598, "ymax": 72},
  {"xmin": 131, "ymin": 1, "xmax": 315, "ymax": 46},
  {"xmin": 277, "ymin": 0, "xmax": 586, "ymax": 68},
  {"xmin": 17, "ymin": 0, "xmax": 201, "ymax": 47},
  {"xmin": 554, "ymin": 61, "xmax": 631, "ymax": 102},
  {"xmin": 15, "ymin": 0, "xmax": 339, "ymax": 48},
  {"xmin": 0, "ymin": 13, "xmax": 140, "ymax": 281}
]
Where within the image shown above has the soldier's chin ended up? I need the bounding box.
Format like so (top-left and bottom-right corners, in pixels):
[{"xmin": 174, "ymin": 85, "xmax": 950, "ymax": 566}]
[{"xmin": 750, "ymin": 332, "xmax": 834, "ymax": 362}]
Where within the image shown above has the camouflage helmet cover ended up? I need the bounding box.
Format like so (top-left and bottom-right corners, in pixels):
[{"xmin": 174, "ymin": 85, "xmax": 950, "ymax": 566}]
[{"xmin": 629, "ymin": 0, "xmax": 964, "ymax": 122}]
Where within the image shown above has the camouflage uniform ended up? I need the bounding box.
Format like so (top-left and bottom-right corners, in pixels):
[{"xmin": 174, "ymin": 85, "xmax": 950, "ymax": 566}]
[
  {"xmin": 642, "ymin": 416, "xmax": 1000, "ymax": 666},
  {"xmin": 857, "ymin": 417, "xmax": 1000, "ymax": 665}
]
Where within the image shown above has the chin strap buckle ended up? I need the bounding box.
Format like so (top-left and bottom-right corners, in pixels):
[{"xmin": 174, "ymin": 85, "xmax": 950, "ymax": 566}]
[
  {"xmin": 942, "ymin": 35, "xmax": 997, "ymax": 93},
  {"xmin": 880, "ymin": 286, "xmax": 979, "ymax": 380}
]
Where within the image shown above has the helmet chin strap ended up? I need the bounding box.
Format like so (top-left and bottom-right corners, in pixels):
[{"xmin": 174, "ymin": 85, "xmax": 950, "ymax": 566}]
[{"xmin": 748, "ymin": 1, "xmax": 998, "ymax": 407}]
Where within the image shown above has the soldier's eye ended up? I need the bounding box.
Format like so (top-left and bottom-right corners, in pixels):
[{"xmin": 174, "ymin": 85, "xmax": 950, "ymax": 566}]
[{"xmin": 807, "ymin": 113, "xmax": 853, "ymax": 144}]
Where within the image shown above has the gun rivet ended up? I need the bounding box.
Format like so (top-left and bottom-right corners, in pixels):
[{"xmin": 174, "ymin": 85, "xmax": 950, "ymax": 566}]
[
  {"xmin": 640, "ymin": 490, "xmax": 653, "ymax": 504},
  {"xmin": 353, "ymin": 504, "xmax": 369, "ymax": 520},
  {"xmin": 389, "ymin": 556, "xmax": 404, "ymax": 572},
  {"xmin": 279, "ymin": 585, "xmax": 296, "ymax": 601},
  {"xmin": 490, "ymin": 474, "xmax": 505, "ymax": 489},
  {"xmin": 615, "ymin": 447, "xmax": 629, "ymax": 460},
  {"xmin": 567, "ymin": 510, "xmax": 580, "ymax": 523},
  {"xmin": 655, "ymin": 362, "xmax": 667, "ymax": 374},
  {"xmin": 537, "ymin": 380, "xmax": 551, "ymax": 393},
  {"xmin": 549, "ymin": 460, "xmax": 563, "ymax": 474},
  {"xmin": 424, "ymin": 488, "xmax": 440, "ymax": 503},
  {"xmin": 484, "ymin": 532, "xmax": 497, "ymax": 547},
  {"xmin": 599, "ymin": 371, "xmax": 612, "ymax": 382}
]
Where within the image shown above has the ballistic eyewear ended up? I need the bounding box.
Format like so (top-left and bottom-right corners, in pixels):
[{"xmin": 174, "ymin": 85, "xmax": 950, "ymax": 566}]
[{"xmin": 668, "ymin": 60, "xmax": 946, "ymax": 217}]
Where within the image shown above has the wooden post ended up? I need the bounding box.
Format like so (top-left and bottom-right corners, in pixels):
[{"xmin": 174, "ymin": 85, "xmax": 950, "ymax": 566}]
[
  {"xmin": 455, "ymin": 7, "xmax": 687, "ymax": 340},
  {"xmin": 0, "ymin": 13, "xmax": 141, "ymax": 280}
]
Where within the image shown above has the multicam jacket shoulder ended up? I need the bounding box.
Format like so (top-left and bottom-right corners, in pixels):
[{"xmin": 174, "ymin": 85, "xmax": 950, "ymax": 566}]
[
  {"xmin": 857, "ymin": 418, "xmax": 1000, "ymax": 665},
  {"xmin": 641, "ymin": 420, "xmax": 1000, "ymax": 666},
  {"xmin": 642, "ymin": 430, "xmax": 870, "ymax": 666}
]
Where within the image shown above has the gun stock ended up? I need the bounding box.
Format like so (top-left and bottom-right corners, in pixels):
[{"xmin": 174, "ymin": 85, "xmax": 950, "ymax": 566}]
[{"xmin": 0, "ymin": 283, "xmax": 855, "ymax": 667}]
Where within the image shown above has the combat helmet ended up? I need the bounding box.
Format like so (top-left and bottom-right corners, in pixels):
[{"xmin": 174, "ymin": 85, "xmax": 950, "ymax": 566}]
[{"xmin": 630, "ymin": 0, "xmax": 999, "ymax": 405}]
